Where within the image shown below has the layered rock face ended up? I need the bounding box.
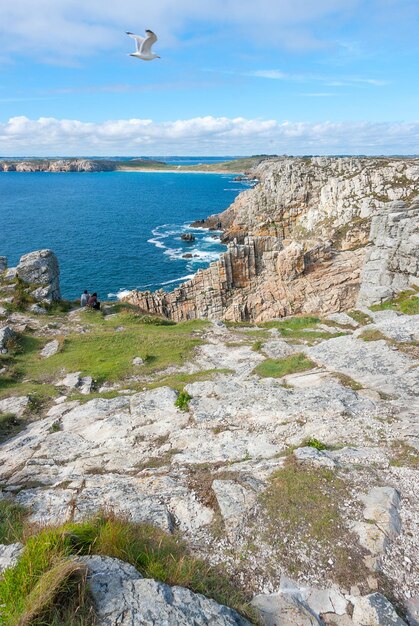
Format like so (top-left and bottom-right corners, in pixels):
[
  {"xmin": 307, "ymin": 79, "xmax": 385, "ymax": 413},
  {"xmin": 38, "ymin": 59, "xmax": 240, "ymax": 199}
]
[{"xmin": 125, "ymin": 157, "xmax": 419, "ymax": 322}]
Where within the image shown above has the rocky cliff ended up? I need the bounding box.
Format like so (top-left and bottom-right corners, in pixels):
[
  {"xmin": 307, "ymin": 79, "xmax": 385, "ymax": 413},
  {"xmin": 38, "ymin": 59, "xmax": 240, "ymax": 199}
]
[
  {"xmin": 0, "ymin": 159, "xmax": 113, "ymax": 172},
  {"xmin": 125, "ymin": 157, "xmax": 419, "ymax": 322}
]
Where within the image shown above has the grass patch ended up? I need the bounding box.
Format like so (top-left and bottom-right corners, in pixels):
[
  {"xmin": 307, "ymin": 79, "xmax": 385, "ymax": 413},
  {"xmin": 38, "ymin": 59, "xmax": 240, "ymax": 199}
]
[
  {"xmin": 358, "ymin": 329, "xmax": 387, "ymax": 342},
  {"xmin": 0, "ymin": 513, "xmax": 257, "ymax": 624},
  {"xmin": 302, "ymin": 437, "xmax": 328, "ymax": 451},
  {"xmin": 175, "ymin": 390, "xmax": 192, "ymax": 411},
  {"xmin": 347, "ymin": 310, "xmax": 373, "ymax": 326},
  {"xmin": 2, "ymin": 316, "xmax": 207, "ymax": 388},
  {"xmin": 259, "ymin": 458, "xmax": 368, "ymax": 585},
  {"xmin": 332, "ymin": 372, "xmax": 364, "ymax": 391},
  {"xmin": 262, "ymin": 315, "xmax": 320, "ymax": 331},
  {"xmin": 0, "ymin": 498, "xmax": 28, "ymax": 544},
  {"xmin": 254, "ymin": 353, "xmax": 316, "ymax": 378},
  {"xmin": 0, "ymin": 412, "xmax": 24, "ymax": 443},
  {"xmin": 370, "ymin": 289, "xmax": 419, "ymax": 315},
  {"xmin": 389, "ymin": 441, "xmax": 419, "ymax": 469}
]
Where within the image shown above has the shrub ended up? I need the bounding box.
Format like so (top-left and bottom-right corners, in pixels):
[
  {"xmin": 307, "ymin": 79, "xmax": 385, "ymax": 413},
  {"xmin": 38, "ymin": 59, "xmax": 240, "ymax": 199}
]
[
  {"xmin": 175, "ymin": 390, "xmax": 192, "ymax": 411},
  {"xmin": 303, "ymin": 437, "xmax": 328, "ymax": 451},
  {"xmin": 0, "ymin": 412, "xmax": 24, "ymax": 443}
]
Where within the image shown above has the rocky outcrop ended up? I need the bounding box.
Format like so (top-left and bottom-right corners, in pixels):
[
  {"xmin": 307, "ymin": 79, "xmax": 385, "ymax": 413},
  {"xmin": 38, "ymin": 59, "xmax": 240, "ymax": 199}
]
[
  {"xmin": 16, "ymin": 249, "xmax": 60, "ymax": 302},
  {"xmin": 357, "ymin": 200, "xmax": 419, "ymax": 306},
  {"xmin": 0, "ymin": 159, "xmax": 113, "ymax": 172},
  {"xmin": 124, "ymin": 157, "xmax": 418, "ymax": 322},
  {"xmin": 79, "ymin": 555, "xmax": 251, "ymax": 626}
]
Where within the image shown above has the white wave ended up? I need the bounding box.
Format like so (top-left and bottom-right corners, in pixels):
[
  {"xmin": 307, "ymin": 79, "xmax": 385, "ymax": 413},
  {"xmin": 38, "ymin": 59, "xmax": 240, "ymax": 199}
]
[
  {"xmin": 115, "ymin": 289, "xmax": 132, "ymax": 300},
  {"xmin": 147, "ymin": 237, "xmax": 167, "ymax": 249},
  {"xmin": 160, "ymin": 274, "xmax": 195, "ymax": 286},
  {"xmin": 202, "ymin": 235, "xmax": 221, "ymax": 243}
]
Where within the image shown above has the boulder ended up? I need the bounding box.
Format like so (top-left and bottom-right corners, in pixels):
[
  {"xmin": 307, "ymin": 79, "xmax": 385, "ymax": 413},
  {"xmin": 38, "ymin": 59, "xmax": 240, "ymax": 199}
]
[
  {"xmin": 16, "ymin": 249, "xmax": 60, "ymax": 302},
  {"xmin": 40, "ymin": 340, "xmax": 60, "ymax": 359},
  {"xmin": 351, "ymin": 593, "xmax": 407, "ymax": 626},
  {"xmin": 4, "ymin": 267, "xmax": 17, "ymax": 280},
  {"xmin": 79, "ymin": 555, "xmax": 252, "ymax": 625},
  {"xmin": 0, "ymin": 326, "xmax": 14, "ymax": 352},
  {"xmin": 55, "ymin": 371, "xmax": 93, "ymax": 395}
]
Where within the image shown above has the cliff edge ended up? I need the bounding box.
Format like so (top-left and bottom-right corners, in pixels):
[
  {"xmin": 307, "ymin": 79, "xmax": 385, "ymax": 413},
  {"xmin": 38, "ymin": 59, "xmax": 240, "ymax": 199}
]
[{"xmin": 124, "ymin": 157, "xmax": 419, "ymax": 322}]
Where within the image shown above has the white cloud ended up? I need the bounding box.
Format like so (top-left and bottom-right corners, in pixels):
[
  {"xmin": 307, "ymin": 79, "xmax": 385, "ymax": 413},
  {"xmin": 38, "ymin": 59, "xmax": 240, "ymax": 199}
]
[
  {"xmin": 0, "ymin": 115, "xmax": 418, "ymax": 155},
  {"xmin": 0, "ymin": 0, "xmax": 360, "ymax": 62}
]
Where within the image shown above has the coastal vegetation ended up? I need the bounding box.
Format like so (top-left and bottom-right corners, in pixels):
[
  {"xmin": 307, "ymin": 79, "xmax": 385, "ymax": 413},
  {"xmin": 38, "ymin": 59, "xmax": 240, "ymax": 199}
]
[{"xmin": 0, "ymin": 511, "xmax": 258, "ymax": 626}]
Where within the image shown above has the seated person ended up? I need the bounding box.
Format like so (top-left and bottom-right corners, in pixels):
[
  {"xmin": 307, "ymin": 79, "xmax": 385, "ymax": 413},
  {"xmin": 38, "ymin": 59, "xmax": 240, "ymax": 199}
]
[
  {"xmin": 87, "ymin": 292, "xmax": 100, "ymax": 310},
  {"xmin": 80, "ymin": 290, "xmax": 90, "ymax": 307}
]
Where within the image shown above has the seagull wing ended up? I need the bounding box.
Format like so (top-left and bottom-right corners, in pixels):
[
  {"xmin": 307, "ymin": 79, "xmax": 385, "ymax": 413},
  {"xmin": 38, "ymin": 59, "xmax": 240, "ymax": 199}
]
[
  {"xmin": 126, "ymin": 32, "xmax": 145, "ymax": 52},
  {"xmin": 140, "ymin": 29, "xmax": 157, "ymax": 54}
]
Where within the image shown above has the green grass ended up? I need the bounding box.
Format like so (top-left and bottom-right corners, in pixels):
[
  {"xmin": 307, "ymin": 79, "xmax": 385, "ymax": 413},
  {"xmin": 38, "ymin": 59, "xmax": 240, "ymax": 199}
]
[
  {"xmin": 259, "ymin": 316, "xmax": 346, "ymax": 343},
  {"xmin": 254, "ymin": 353, "xmax": 316, "ymax": 378},
  {"xmin": 347, "ymin": 310, "xmax": 373, "ymax": 326},
  {"xmin": 389, "ymin": 441, "xmax": 419, "ymax": 469},
  {"xmin": 370, "ymin": 289, "xmax": 419, "ymax": 315},
  {"xmin": 0, "ymin": 498, "xmax": 28, "ymax": 544},
  {"xmin": 261, "ymin": 315, "xmax": 320, "ymax": 331},
  {"xmin": 0, "ymin": 513, "xmax": 258, "ymax": 625},
  {"xmin": 358, "ymin": 329, "xmax": 387, "ymax": 342},
  {"xmin": 0, "ymin": 315, "xmax": 208, "ymax": 394},
  {"xmin": 259, "ymin": 459, "xmax": 368, "ymax": 584}
]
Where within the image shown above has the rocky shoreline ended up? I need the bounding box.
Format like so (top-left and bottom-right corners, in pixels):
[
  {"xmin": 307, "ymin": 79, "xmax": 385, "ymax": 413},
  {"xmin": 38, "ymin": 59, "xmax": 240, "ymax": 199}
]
[{"xmin": 124, "ymin": 156, "xmax": 419, "ymax": 322}]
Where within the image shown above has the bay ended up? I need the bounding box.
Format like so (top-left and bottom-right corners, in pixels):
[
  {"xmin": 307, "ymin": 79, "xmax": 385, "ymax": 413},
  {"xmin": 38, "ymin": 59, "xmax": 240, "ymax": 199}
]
[{"xmin": 0, "ymin": 171, "xmax": 247, "ymax": 300}]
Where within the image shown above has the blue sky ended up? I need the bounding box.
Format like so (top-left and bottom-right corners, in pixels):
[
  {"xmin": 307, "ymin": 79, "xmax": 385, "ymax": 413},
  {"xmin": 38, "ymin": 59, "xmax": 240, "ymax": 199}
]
[{"xmin": 0, "ymin": 0, "xmax": 418, "ymax": 155}]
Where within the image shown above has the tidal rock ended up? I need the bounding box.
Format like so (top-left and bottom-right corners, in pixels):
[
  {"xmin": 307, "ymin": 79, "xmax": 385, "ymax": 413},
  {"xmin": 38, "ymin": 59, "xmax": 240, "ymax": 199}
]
[
  {"xmin": 351, "ymin": 593, "xmax": 407, "ymax": 626},
  {"xmin": 79, "ymin": 555, "xmax": 252, "ymax": 626},
  {"xmin": 16, "ymin": 249, "xmax": 60, "ymax": 302},
  {"xmin": 0, "ymin": 542, "xmax": 24, "ymax": 574},
  {"xmin": 40, "ymin": 339, "xmax": 60, "ymax": 359},
  {"xmin": 181, "ymin": 233, "xmax": 196, "ymax": 242}
]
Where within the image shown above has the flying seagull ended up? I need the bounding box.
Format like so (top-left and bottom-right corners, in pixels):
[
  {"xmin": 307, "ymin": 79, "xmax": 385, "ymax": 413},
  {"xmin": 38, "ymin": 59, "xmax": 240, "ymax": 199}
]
[{"xmin": 126, "ymin": 29, "xmax": 160, "ymax": 61}]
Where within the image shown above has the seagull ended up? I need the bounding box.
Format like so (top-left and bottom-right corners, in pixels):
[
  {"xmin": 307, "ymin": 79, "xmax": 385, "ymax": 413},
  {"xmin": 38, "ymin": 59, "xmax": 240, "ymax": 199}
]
[{"xmin": 126, "ymin": 29, "xmax": 160, "ymax": 61}]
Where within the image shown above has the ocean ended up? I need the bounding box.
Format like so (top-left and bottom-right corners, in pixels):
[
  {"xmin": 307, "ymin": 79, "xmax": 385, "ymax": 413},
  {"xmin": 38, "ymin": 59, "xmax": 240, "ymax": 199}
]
[{"xmin": 0, "ymin": 168, "xmax": 248, "ymax": 301}]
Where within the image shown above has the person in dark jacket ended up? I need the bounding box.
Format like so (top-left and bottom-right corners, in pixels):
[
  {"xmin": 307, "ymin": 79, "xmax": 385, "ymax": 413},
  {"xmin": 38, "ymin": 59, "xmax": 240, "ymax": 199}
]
[{"xmin": 87, "ymin": 292, "xmax": 100, "ymax": 310}]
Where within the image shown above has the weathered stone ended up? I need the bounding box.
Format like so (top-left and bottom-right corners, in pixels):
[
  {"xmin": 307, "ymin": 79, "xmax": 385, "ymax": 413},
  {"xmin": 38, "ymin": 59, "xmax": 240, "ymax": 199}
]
[
  {"xmin": 293, "ymin": 446, "xmax": 337, "ymax": 468},
  {"xmin": 0, "ymin": 395, "xmax": 29, "ymax": 417},
  {"xmin": 326, "ymin": 312, "xmax": 359, "ymax": 327},
  {"xmin": 0, "ymin": 326, "xmax": 14, "ymax": 351},
  {"xmin": 351, "ymin": 593, "xmax": 407, "ymax": 626},
  {"xmin": 79, "ymin": 555, "xmax": 252, "ymax": 626},
  {"xmin": 28, "ymin": 303, "xmax": 47, "ymax": 315},
  {"xmin": 0, "ymin": 257, "xmax": 7, "ymax": 273},
  {"xmin": 358, "ymin": 201, "xmax": 419, "ymax": 307},
  {"xmin": 17, "ymin": 249, "xmax": 60, "ymax": 302},
  {"xmin": 40, "ymin": 339, "xmax": 60, "ymax": 359},
  {"xmin": 212, "ymin": 479, "xmax": 257, "ymax": 522},
  {"xmin": 0, "ymin": 542, "xmax": 24, "ymax": 574},
  {"xmin": 405, "ymin": 597, "xmax": 419, "ymax": 626},
  {"xmin": 132, "ymin": 356, "xmax": 144, "ymax": 366},
  {"xmin": 354, "ymin": 487, "xmax": 401, "ymax": 563},
  {"xmin": 4, "ymin": 267, "xmax": 17, "ymax": 280}
]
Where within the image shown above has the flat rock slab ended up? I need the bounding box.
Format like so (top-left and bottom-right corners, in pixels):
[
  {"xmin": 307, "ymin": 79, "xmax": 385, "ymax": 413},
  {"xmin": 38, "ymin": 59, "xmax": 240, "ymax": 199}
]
[
  {"xmin": 354, "ymin": 315, "xmax": 419, "ymax": 343},
  {"xmin": 79, "ymin": 555, "xmax": 251, "ymax": 626},
  {"xmin": 305, "ymin": 335, "xmax": 418, "ymax": 401},
  {"xmin": 351, "ymin": 593, "xmax": 407, "ymax": 626},
  {"xmin": 0, "ymin": 395, "xmax": 29, "ymax": 417}
]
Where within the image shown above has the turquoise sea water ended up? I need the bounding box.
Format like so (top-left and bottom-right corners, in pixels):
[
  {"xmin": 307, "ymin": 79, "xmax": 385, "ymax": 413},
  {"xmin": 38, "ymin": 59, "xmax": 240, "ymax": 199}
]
[{"xmin": 0, "ymin": 171, "xmax": 247, "ymax": 300}]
